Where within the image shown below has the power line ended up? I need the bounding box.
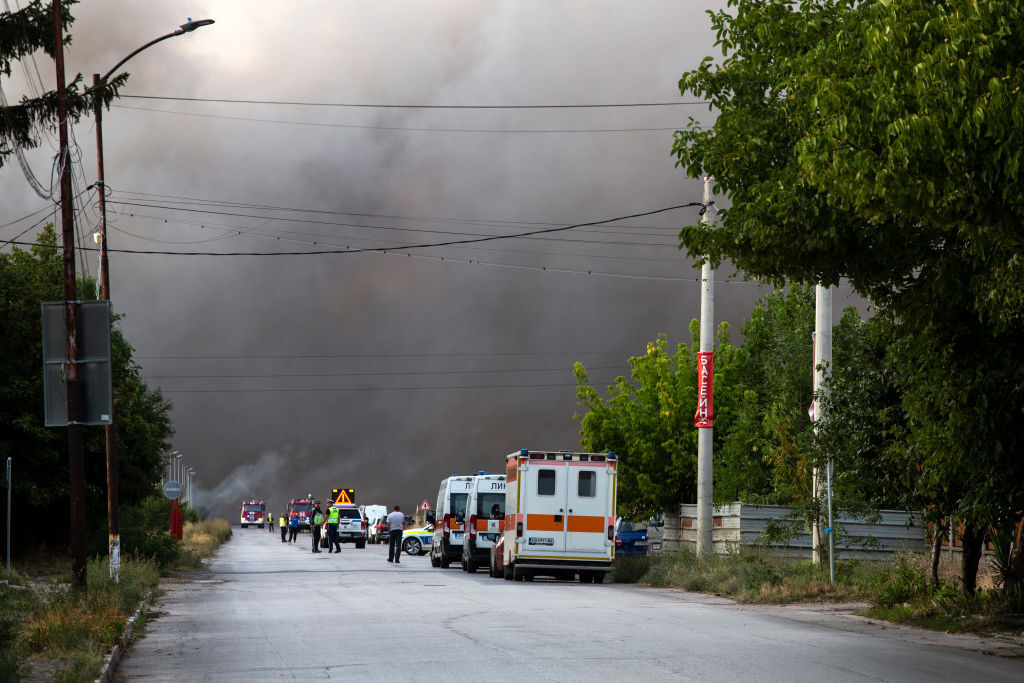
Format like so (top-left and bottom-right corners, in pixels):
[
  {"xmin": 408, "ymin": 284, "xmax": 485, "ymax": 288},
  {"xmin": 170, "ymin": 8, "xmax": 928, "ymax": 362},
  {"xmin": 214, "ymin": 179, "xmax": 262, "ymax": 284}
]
[
  {"xmin": 141, "ymin": 364, "xmax": 625, "ymax": 380},
  {"xmin": 122, "ymin": 94, "xmax": 710, "ymax": 109},
  {"xmin": 157, "ymin": 382, "xmax": 588, "ymax": 394},
  {"xmin": 112, "ymin": 104, "xmax": 684, "ymax": 134},
  {"xmin": 8, "ymin": 203, "xmax": 701, "ymax": 256},
  {"xmin": 136, "ymin": 350, "xmax": 622, "ymax": 360}
]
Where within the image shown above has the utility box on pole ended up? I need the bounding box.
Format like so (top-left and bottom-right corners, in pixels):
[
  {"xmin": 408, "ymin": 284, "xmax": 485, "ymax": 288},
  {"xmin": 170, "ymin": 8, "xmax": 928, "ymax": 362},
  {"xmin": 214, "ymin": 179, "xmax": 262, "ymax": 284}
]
[{"xmin": 42, "ymin": 300, "xmax": 113, "ymax": 427}]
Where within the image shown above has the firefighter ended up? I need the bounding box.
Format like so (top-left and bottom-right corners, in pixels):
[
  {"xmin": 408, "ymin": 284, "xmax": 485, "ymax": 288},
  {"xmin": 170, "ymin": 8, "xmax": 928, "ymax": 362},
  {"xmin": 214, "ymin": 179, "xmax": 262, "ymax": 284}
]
[
  {"xmin": 311, "ymin": 503, "xmax": 324, "ymax": 553},
  {"xmin": 267, "ymin": 512, "xmax": 273, "ymax": 531},
  {"xmin": 279, "ymin": 511, "xmax": 288, "ymax": 543},
  {"xmin": 325, "ymin": 504, "xmax": 342, "ymax": 553}
]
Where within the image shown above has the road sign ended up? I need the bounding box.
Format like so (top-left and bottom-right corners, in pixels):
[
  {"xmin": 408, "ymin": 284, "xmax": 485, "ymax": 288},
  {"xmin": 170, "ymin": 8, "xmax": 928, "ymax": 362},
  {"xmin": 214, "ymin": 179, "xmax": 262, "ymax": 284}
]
[
  {"xmin": 419, "ymin": 499, "xmax": 432, "ymax": 511},
  {"xmin": 332, "ymin": 488, "xmax": 354, "ymax": 505},
  {"xmin": 163, "ymin": 480, "xmax": 183, "ymax": 500}
]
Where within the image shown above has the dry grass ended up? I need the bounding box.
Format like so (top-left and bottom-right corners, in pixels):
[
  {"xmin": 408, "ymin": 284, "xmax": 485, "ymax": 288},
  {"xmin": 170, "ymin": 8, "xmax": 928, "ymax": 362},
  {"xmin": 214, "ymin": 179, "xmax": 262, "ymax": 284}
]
[{"xmin": 172, "ymin": 518, "xmax": 232, "ymax": 569}]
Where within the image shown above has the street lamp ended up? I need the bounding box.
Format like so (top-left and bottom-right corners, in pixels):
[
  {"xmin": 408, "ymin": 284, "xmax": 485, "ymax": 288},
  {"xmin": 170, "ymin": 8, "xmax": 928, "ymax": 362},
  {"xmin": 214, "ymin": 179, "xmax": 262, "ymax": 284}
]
[{"xmin": 93, "ymin": 18, "xmax": 214, "ymax": 584}]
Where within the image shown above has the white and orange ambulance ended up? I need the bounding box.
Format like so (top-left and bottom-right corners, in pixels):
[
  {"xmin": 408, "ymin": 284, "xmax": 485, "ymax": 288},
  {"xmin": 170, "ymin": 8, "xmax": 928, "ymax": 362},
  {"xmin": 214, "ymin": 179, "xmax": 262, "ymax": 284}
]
[
  {"xmin": 498, "ymin": 450, "xmax": 617, "ymax": 583},
  {"xmin": 428, "ymin": 474, "xmax": 475, "ymax": 568},
  {"xmin": 460, "ymin": 473, "xmax": 506, "ymax": 573}
]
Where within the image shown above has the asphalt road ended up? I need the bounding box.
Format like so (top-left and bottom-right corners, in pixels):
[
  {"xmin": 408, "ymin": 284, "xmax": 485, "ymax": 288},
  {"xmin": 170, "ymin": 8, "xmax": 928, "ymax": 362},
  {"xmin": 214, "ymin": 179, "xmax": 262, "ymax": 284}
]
[{"xmin": 115, "ymin": 529, "xmax": 1023, "ymax": 682}]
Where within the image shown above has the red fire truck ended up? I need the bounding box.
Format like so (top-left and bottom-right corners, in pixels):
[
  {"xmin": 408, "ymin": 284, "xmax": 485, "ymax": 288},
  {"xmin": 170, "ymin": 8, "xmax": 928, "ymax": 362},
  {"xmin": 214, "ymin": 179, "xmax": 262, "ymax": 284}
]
[
  {"xmin": 240, "ymin": 500, "xmax": 266, "ymax": 528},
  {"xmin": 288, "ymin": 496, "xmax": 319, "ymax": 531}
]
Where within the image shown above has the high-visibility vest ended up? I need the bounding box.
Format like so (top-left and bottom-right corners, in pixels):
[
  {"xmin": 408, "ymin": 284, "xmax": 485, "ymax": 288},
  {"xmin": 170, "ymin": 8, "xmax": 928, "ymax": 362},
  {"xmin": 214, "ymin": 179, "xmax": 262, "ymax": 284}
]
[
  {"xmin": 279, "ymin": 515, "xmax": 287, "ymax": 527},
  {"xmin": 327, "ymin": 507, "xmax": 340, "ymax": 524}
]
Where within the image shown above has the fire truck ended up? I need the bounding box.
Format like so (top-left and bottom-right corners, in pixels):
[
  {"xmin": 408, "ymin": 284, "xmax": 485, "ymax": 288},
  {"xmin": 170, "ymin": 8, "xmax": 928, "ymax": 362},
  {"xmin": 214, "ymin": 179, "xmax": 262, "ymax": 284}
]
[
  {"xmin": 287, "ymin": 496, "xmax": 319, "ymax": 531},
  {"xmin": 240, "ymin": 500, "xmax": 266, "ymax": 528}
]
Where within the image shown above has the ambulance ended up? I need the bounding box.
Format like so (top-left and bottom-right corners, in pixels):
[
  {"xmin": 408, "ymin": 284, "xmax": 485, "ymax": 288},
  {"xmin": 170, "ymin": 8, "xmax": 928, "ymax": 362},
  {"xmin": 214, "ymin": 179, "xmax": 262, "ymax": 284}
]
[
  {"xmin": 460, "ymin": 474, "xmax": 506, "ymax": 573},
  {"xmin": 498, "ymin": 450, "xmax": 617, "ymax": 583},
  {"xmin": 427, "ymin": 474, "xmax": 475, "ymax": 568}
]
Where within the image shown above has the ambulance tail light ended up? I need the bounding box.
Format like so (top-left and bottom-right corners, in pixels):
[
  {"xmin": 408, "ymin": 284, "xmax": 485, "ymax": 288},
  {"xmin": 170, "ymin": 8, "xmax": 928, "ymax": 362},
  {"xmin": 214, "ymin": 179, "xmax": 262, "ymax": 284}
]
[
  {"xmin": 469, "ymin": 514, "xmax": 478, "ymax": 540},
  {"xmin": 608, "ymin": 525, "xmax": 615, "ymax": 542},
  {"xmin": 443, "ymin": 513, "xmax": 451, "ymax": 540},
  {"xmin": 516, "ymin": 521, "xmax": 523, "ymax": 538}
]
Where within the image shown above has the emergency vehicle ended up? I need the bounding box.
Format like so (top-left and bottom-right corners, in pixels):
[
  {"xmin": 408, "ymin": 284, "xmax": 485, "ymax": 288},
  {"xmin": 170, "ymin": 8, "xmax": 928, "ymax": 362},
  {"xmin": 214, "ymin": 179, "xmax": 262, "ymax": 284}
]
[
  {"xmin": 287, "ymin": 496, "xmax": 319, "ymax": 531},
  {"xmin": 427, "ymin": 474, "xmax": 475, "ymax": 568},
  {"xmin": 240, "ymin": 500, "xmax": 266, "ymax": 528},
  {"xmin": 461, "ymin": 474, "xmax": 506, "ymax": 573},
  {"xmin": 498, "ymin": 450, "xmax": 617, "ymax": 583}
]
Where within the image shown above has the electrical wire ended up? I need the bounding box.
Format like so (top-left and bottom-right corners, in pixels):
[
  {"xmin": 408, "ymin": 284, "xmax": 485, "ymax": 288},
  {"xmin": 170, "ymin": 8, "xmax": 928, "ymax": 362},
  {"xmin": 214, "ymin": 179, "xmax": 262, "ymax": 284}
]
[
  {"xmin": 7, "ymin": 203, "xmax": 700, "ymax": 256},
  {"xmin": 109, "ymin": 103, "xmax": 686, "ymax": 134},
  {"xmin": 122, "ymin": 94, "xmax": 710, "ymax": 109},
  {"xmin": 141, "ymin": 364, "xmax": 626, "ymax": 380}
]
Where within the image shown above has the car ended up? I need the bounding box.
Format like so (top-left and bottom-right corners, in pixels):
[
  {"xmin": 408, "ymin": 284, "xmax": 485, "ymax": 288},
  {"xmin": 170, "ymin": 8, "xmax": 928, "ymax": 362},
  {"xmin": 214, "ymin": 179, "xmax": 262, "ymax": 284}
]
[
  {"xmin": 401, "ymin": 524, "xmax": 434, "ymax": 556},
  {"xmin": 614, "ymin": 518, "xmax": 648, "ymax": 556},
  {"xmin": 368, "ymin": 518, "xmax": 388, "ymax": 544},
  {"xmin": 489, "ymin": 528, "xmax": 506, "ymax": 579}
]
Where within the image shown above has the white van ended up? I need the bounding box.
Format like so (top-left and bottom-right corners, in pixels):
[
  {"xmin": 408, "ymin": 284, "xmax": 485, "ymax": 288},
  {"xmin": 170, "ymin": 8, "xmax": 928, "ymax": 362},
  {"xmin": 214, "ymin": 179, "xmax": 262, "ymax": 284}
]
[
  {"xmin": 428, "ymin": 475, "xmax": 475, "ymax": 568},
  {"xmin": 498, "ymin": 450, "xmax": 617, "ymax": 583},
  {"xmin": 460, "ymin": 474, "xmax": 506, "ymax": 573}
]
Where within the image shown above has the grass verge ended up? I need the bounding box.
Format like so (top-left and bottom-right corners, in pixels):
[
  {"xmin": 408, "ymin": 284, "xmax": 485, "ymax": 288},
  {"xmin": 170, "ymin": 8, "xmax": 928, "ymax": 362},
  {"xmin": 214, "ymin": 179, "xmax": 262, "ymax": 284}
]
[
  {"xmin": 1, "ymin": 517, "xmax": 232, "ymax": 681},
  {"xmin": 612, "ymin": 548, "xmax": 1023, "ymax": 636},
  {"xmin": 613, "ymin": 546, "xmax": 876, "ymax": 603}
]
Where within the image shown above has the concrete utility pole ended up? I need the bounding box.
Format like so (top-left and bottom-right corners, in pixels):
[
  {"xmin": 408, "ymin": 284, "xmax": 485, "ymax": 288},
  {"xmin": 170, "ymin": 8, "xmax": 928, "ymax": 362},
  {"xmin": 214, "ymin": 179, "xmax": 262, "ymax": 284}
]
[
  {"xmin": 695, "ymin": 177, "xmax": 715, "ymax": 557},
  {"xmin": 811, "ymin": 285, "xmax": 832, "ymax": 571},
  {"xmin": 54, "ymin": 0, "xmax": 87, "ymax": 590}
]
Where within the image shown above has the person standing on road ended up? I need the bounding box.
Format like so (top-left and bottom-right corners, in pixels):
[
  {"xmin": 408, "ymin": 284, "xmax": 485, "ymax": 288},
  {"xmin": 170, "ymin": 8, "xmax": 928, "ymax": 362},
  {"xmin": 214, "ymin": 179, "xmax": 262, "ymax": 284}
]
[
  {"xmin": 325, "ymin": 504, "xmax": 342, "ymax": 554},
  {"xmin": 311, "ymin": 503, "xmax": 324, "ymax": 553},
  {"xmin": 267, "ymin": 512, "xmax": 273, "ymax": 531},
  {"xmin": 279, "ymin": 512, "xmax": 288, "ymax": 543},
  {"xmin": 386, "ymin": 505, "xmax": 405, "ymax": 563},
  {"xmin": 288, "ymin": 513, "xmax": 299, "ymax": 543}
]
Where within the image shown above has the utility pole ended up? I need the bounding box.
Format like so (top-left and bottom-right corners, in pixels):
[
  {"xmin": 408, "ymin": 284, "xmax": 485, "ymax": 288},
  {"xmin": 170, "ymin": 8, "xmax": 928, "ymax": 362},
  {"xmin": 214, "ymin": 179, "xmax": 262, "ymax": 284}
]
[
  {"xmin": 695, "ymin": 176, "xmax": 715, "ymax": 557},
  {"xmin": 92, "ymin": 72, "xmax": 120, "ymax": 582},
  {"xmin": 811, "ymin": 285, "xmax": 832, "ymax": 573},
  {"xmin": 54, "ymin": 0, "xmax": 87, "ymax": 590}
]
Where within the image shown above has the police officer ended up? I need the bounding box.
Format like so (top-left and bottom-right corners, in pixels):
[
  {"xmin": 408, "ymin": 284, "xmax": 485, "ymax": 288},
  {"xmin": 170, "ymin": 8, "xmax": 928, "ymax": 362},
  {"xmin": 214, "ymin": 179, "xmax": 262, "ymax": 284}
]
[
  {"xmin": 279, "ymin": 512, "xmax": 288, "ymax": 542},
  {"xmin": 311, "ymin": 503, "xmax": 324, "ymax": 553},
  {"xmin": 267, "ymin": 512, "xmax": 273, "ymax": 532},
  {"xmin": 325, "ymin": 504, "xmax": 342, "ymax": 553}
]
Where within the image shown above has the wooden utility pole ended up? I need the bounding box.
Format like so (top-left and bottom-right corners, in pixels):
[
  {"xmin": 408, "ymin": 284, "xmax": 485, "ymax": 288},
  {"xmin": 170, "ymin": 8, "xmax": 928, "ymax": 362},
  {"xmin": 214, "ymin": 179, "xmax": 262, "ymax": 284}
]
[{"xmin": 54, "ymin": 0, "xmax": 87, "ymax": 589}]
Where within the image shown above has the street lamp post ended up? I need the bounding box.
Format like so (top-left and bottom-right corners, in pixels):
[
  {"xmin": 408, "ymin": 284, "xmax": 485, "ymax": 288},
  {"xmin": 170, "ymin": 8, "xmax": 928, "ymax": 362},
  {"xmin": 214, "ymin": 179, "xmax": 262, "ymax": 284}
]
[{"xmin": 93, "ymin": 18, "xmax": 214, "ymax": 583}]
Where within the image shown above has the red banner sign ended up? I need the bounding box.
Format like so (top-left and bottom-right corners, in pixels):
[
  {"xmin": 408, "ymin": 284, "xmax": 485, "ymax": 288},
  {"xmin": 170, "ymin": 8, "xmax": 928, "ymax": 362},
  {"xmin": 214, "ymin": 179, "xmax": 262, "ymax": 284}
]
[{"xmin": 694, "ymin": 351, "xmax": 714, "ymax": 428}]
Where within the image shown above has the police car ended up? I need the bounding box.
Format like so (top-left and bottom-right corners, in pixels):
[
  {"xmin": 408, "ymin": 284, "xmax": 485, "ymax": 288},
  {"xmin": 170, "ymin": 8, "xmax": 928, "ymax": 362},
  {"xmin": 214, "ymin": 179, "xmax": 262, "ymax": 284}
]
[{"xmin": 401, "ymin": 524, "xmax": 434, "ymax": 556}]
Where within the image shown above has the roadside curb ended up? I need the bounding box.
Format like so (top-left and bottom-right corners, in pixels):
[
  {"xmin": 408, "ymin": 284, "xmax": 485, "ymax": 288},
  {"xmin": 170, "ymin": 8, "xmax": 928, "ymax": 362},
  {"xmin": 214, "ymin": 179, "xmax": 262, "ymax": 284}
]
[{"xmin": 94, "ymin": 590, "xmax": 153, "ymax": 683}]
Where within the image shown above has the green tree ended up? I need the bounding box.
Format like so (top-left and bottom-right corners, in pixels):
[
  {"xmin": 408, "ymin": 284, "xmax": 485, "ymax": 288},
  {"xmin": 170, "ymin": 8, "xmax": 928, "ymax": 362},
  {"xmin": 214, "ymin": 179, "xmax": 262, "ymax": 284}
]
[
  {"xmin": 0, "ymin": 226, "xmax": 173, "ymax": 554},
  {"xmin": 573, "ymin": 323, "xmax": 741, "ymax": 520},
  {"xmin": 673, "ymin": 0, "xmax": 1024, "ymax": 594},
  {"xmin": 1, "ymin": 1, "xmax": 124, "ymax": 170}
]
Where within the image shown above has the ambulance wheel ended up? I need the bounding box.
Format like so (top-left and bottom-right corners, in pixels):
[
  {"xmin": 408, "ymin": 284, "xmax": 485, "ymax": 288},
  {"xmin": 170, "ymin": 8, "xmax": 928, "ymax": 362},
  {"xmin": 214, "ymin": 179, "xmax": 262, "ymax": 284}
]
[
  {"xmin": 465, "ymin": 554, "xmax": 477, "ymax": 573},
  {"xmin": 512, "ymin": 565, "xmax": 526, "ymax": 582},
  {"xmin": 430, "ymin": 549, "xmax": 441, "ymax": 567},
  {"xmin": 355, "ymin": 540, "xmax": 366, "ymax": 549},
  {"xmin": 440, "ymin": 546, "xmax": 450, "ymax": 569},
  {"xmin": 593, "ymin": 573, "xmax": 605, "ymax": 584},
  {"xmin": 504, "ymin": 563, "xmax": 513, "ymax": 581},
  {"xmin": 580, "ymin": 572, "xmax": 593, "ymax": 584}
]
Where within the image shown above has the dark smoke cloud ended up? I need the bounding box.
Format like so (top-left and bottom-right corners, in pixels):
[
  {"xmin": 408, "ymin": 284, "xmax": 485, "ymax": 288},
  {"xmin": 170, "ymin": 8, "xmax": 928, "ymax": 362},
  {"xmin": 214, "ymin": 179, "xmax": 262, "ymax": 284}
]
[{"xmin": 1, "ymin": 1, "xmax": 863, "ymax": 520}]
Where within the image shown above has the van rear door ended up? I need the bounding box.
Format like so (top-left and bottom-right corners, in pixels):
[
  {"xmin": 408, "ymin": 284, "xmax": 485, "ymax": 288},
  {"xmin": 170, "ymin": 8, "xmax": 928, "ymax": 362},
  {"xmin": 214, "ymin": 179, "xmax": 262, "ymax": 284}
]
[
  {"xmin": 566, "ymin": 463, "xmax": 611, "ymax": 552},
  {"xmin": 522, "ymin": 460, "xmax": 567, "ymax": 553}
]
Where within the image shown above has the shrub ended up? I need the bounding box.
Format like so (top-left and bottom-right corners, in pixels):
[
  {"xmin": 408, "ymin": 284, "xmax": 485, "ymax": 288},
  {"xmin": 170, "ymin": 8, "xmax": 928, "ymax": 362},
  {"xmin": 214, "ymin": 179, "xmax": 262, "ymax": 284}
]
[
  {"xmin": 611, "ymin": 554, "xmax": 653, "ymax": 583},
  {"xmin": 872, "ymin": 554, "xmax": 929, "ymax": 608}
]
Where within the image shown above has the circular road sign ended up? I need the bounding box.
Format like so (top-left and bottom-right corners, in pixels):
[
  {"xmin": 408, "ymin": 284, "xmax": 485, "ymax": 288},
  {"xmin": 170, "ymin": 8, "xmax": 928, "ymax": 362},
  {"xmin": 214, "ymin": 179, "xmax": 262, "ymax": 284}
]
[{"xmin": 163, "ymin": 480, "xmax": 183, "ymax": 500}]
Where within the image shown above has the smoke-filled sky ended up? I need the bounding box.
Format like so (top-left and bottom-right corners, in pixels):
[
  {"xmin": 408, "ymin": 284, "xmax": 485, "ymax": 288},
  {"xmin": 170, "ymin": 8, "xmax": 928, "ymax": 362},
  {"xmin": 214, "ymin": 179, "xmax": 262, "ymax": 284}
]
[{"xmin": 1, "ymin": 1, "xmax": 862, "ymax": 521}]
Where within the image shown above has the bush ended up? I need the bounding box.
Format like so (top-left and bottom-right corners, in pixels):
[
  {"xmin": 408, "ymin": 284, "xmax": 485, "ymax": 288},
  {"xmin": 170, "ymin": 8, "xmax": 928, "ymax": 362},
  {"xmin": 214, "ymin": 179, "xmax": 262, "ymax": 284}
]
[
  {"xmin": 872, "ymin": 554, "xmax": 930, "ymax": 608},
  {"xmin": 611, "ymin": 554, "xmax": 653, "ymax": 583},
  {"xmin": 118, "ymin": 496, "xmax": 180, "ymax": 569}
]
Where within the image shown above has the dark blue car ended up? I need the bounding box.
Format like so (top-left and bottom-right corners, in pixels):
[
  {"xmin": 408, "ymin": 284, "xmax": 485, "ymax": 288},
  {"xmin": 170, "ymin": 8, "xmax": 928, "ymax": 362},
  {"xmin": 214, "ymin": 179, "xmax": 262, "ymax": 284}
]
[{"xmin": 614, "ymin": 518, "xmax": 648, "ymax": 556}]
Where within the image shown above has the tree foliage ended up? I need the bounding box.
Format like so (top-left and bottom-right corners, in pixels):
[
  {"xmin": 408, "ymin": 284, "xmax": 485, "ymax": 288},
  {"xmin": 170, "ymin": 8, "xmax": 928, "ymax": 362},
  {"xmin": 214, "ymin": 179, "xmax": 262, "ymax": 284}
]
[
  {"xmin": 673, "ymin": 0, "xmax": 1024, "ymax": 590},
  {"xmin": 0, "ymin": 226, "xmax": 173, "ymax": 554},
  {"xmin": 1, "ymin": 1, "xmax": 125, "ymax": 169}
]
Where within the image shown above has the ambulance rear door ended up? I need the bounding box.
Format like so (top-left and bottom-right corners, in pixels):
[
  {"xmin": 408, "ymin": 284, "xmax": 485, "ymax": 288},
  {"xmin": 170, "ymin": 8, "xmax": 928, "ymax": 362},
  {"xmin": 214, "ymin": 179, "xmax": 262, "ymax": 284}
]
[
  {"xmin": 565, "ymin": 461, "xmax": 613, "ymax": 553},
  {"xmin": 522, "ymin": 459, "xmax": 568, "ymax": 553}
]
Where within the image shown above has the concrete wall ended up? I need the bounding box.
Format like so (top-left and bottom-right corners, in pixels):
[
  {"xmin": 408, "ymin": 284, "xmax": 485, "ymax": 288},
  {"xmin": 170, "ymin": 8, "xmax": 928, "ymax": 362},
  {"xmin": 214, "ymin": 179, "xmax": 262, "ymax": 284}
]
[{"xmin": 672, "ymin": 503, "xmax": 925, "ymax": 560}]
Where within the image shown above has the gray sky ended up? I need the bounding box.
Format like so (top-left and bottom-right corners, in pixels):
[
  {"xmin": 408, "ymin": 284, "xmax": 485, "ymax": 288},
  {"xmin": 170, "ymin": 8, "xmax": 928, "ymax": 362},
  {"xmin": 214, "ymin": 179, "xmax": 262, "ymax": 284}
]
[{"xmin": 1, "ymin": 1, "xmax": 862, "ymax": 520}]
